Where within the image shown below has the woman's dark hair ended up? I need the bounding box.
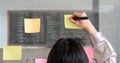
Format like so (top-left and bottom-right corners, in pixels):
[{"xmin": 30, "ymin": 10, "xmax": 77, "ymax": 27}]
[{"xmin": 47, "ymin": 38, "xmax": 89, "ymax": 63}]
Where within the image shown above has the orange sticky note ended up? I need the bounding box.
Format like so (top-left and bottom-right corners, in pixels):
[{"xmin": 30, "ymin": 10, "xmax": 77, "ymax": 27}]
[
  {"xmin": 3, "ymin": 46, "xmax": 22, "ymax": 60},
  {"xmin": 24, "ymin": 18, "xmax": 41, "ymax": 33},
  {"xmin": 84, "ymin": 48, "xmax": 94, "ymax": 63},
  {"xmin": 35, "ymin": 59, "xmax": 47, "ymax": 63},
  {"xmin": 64, "ymin": 15, "xmax": 83, "ymax": 29}
]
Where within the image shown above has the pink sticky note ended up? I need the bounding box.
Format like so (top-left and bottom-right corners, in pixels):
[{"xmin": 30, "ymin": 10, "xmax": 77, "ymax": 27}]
[
  {"xmin": 35, "ymin": 59, "xmax": 47, "ymax": 63},
  {"xmin": 84, "ymin": 48, "xmax": 94, "ymax": 63}
]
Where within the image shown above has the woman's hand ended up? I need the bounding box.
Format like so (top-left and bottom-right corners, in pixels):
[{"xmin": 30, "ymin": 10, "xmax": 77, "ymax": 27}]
[{"xmin": 70, "ymin": 12, "xmax": 97, "ymax": 35}]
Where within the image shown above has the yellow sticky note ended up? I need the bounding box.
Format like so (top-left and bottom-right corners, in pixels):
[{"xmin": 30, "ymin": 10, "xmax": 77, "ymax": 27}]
[
  {"xmin": 64, "ymin": 15, "xmax": 83, "ymax": 29},
  {"xmin": 24, "ymin": 18, "xmax": 41, "ymax": 33},
  {"xmin": 3, "ymin": 46, "xmax": 22, "ymax": 60}
]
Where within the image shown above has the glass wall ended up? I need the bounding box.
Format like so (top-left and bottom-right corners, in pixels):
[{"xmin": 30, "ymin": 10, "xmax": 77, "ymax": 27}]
[{"xmin": 0, "ymin": 0, "xmax": 120, "ymax": 63}]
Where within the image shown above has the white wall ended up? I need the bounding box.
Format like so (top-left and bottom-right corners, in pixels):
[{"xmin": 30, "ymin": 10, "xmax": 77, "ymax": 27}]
[{"xmin": 0, "ymin": 0, "xmax": 92, "ymax": 48}]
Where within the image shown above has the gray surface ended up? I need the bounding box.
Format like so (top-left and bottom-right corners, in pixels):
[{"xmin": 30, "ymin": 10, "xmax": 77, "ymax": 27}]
[
  {"xmin": 99, "ymin": 0, "xmax": 120, "ymax": 57},
  {"xmin": 8, "ymin": 11, "xmax": 98, "ymax": 47},
  {"xmin": 114, "ymin": 0, "xmax": 120, "ymax": 57}
]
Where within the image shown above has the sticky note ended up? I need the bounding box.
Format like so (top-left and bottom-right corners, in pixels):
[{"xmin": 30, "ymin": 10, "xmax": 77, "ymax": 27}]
[
  {"xmin": 24, "ymin": 18, "xmax": 41, "ymax": 33},
  {"xmin": 3, "ymin": 46, "xmax": 22, "ymax": 60},
  {"xmin": 35, "ymin": 59, "xmax": 47, "ymax": 63},
  {"xmin": 64, "ymin": 15, "xmax": 83, "ymax": 29},
  {"xmin": 84, "ymin": 48, "xmax": 94, "ymax": 63}
]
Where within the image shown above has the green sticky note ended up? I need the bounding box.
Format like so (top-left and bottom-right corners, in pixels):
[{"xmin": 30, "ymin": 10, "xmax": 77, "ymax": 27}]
[
  {"xmin": 64, "ymin": 15, "xmax": 83, "ymax": 29},
  {"xmin": 3, "ymin": 46, "xmax": 22, "ymax": 60}
]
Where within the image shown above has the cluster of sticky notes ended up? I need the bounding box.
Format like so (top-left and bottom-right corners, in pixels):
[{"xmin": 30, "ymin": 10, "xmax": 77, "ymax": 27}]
[
  {"xmin": 84, "ymin": 48, "xmax": 94, "ymax": 63},
  {"xmin": 64, "ymin": 15, "xmax": 83, "ymax": 29},
  {"xmin": 3, "ymin": 46, "xmax": 22, "ymax": 60},
  {"xmin": 23, "ymin": 15, "xmax": 82, "ymax": 32},
  {"xmin": 35, "ymin": 59, "xmax": 47, "ymax": 63},
  {"xmin": 24, "ymin": 18, "xmax": 41, "ymax": 33}
]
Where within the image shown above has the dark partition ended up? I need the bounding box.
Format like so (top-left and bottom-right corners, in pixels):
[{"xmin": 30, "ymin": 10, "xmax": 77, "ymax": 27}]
[{"xmin": 8, "ymin": 10, "xmax": 99, "ymax": 47}]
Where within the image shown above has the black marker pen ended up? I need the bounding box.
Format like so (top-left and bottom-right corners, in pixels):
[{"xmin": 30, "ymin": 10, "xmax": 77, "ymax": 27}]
[{"xmin": 72, "ymin": 16, "xmax": 88, "ymax": 21}]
